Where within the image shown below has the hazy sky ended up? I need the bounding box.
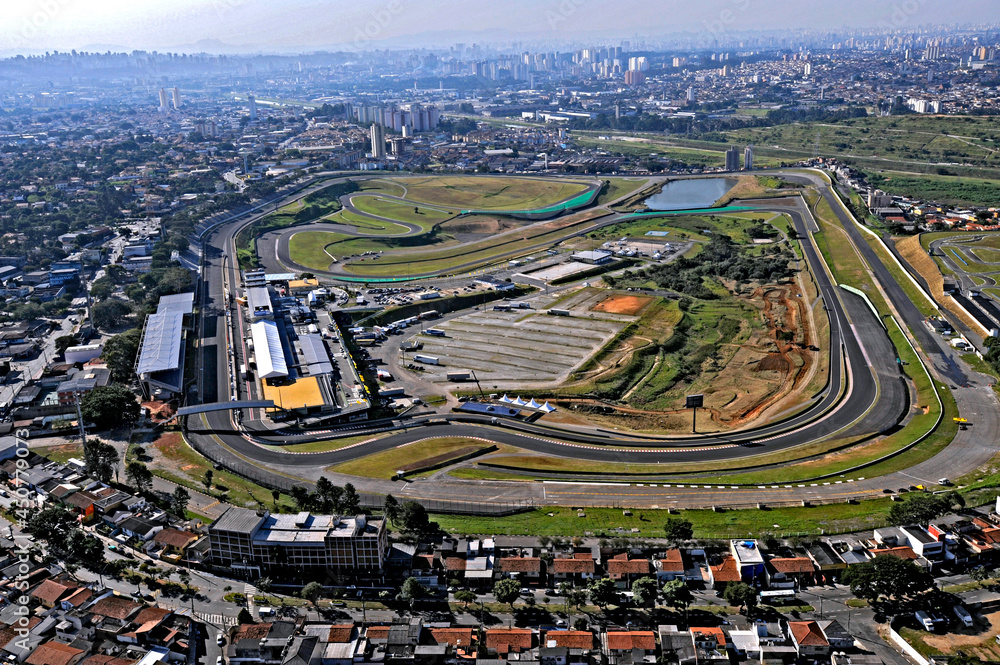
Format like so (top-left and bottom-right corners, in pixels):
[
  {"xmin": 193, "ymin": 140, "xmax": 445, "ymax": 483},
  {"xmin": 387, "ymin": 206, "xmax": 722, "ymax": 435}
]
[{"xmin": 1, "ymin": 0, "xmax": 993, "ymax": 54}]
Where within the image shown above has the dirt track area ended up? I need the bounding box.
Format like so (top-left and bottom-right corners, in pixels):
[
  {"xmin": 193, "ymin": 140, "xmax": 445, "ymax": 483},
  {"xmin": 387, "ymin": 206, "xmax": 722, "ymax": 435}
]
[
  {"xmin": 919, "ymin": 608, "xmax": 1000, "ymax": 661},
  {"xmin": 592, "ymin": 294, "xmax": 655, "ymax": 316}
]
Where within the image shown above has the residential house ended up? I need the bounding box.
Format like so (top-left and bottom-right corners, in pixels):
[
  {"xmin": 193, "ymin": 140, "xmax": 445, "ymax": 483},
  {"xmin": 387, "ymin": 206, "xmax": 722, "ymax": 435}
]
[
  {"xmin": 484, "ymin": 629, "xmax": 533, "ymax": 657},
  {"xmin": 787, "ymin": 621, "xmax": 831, "ymax": 659},
  {"xmin": 151, "ymin": 529, "xmax": 199, "ymax": 563},
  {"xmin": 653, "ymin": 549, "xmax": 691, "ymax": 583},
  {"xmin": 607, "ymin": 554, "xmax": 651, "ymax": 588},
  {"xmin": 550, "ymin": 554, "xmax": 596, "ymax": 585},
  {"xmin": 729, "ymin": 540, "xmax": 765, "ymax": 584},
  {"xmin": 498, "ymin": 556, "xmax": 545, "ymax": 586},
  {"xmin": 30, "ymin": 579, "xmax": 78, "ymax": 609},
  {"xmin": 603, "ymin": 631, "xmax": 656, "ymax": 663},
  {"xmin": 899, "ymin": 525, "xmax": 945, "ymax": 563},
  {"xmin": 805, "ymin": 542, "xmax": 847, "ymax": 582},
  {"xmin": 765, "ymin": 557, "xmax": 816, "ymax": 589},
  {"xmin": 707, "ymin": 556, "xmax": 741, "ymax": 591},
  {"xmin": 25, "ymin": 641, "xmax": 86, "ymax": 665},
  {"xmin": 657, "ymin": 626, "xmax": 696, "ymax": 665}
]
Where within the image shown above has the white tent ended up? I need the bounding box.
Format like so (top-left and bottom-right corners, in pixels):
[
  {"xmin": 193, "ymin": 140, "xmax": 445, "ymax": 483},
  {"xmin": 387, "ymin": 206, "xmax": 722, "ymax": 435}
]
[
  {"xmin": 512, "ymin": 397, "xmax": 527, "ymax": 407},
  {"xmin": 499, "ymin": 395, "xmax": 512, "ymax": 404},
  {"xmin": 540, "ymin": 402, "xmax": 557, "ymax": 413},
  {"xmin": 526, "ymin": 398, "xmax": 542, "ymax": 410}
]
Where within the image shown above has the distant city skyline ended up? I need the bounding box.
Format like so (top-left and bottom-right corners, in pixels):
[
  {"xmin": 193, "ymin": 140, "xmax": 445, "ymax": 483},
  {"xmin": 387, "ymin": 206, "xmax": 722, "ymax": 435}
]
[{"xmin": 1, "ymin": 0, "xmax": 996, "ymax": 55}]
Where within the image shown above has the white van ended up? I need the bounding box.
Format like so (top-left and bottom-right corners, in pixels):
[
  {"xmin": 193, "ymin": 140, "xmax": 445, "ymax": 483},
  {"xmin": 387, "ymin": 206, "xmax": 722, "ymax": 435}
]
[{"xmin": 953, "ymin": 605, "xmax": 974, "ymax": 628}]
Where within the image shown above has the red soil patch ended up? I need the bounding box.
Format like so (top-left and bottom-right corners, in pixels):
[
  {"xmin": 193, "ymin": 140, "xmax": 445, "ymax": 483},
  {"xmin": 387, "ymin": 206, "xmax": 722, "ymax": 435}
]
[{"xmin": 592, "ymin": 294, "xmax": 654, "ymax": 316}]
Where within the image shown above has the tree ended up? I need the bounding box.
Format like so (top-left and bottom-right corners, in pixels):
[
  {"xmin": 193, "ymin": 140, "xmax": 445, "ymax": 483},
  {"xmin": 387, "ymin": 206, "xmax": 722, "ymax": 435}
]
[
  {"xmin": 399, "ymin": 500, "xmax": 430, "ymax": 534},
  {"xmin": 271, "ymin": 489, "xmax": 281, "ymax": 508},
  {"xmin": 300, "ymin": 581, "xmax": 324, "ymax": 606},
  {"xmin": 80, "ymin": 384, "xmax": 141, "ymax": 431},
  {"xmin": 24, "ymin": 504, "xmax": 105, "ymax": 573},
  {"xmin": 383, "ymin": 494, "xmax": 400, "ymax": 524},
  {"xmin": 722, "ymin": 582, "xmax": 759, "ymax": 617},
  {"xmin": 125, "ymin": 461, "xmax": 153, "ymax": 494},
  {"xmin": 631, "ymin": 576, "xmax": 659, "ymax": 608},
  {"xmin": 256, "ymin": 577, "xmax": 273, "ymax": 594},
  {"xmin": 841, "ymin": 555, "xmax": 935, "ymax": 607},
  {"xmin": 660, "ymin": 579, "xmax": 694, "ymax": 619},
  {"xmin": 663, "ymin": 518, "xmax": 694, "ymax": 543},
  {"xmin": 588, "ymin": 577, "xmax": 619, "ymax": 610},
  {"xmin": 400, "ymin": 577, "xmax": 427, "ymax": 609},
  {"xmin": 82, "ymin": 438, "xmax": 118, "ymax": 483},
  {"xmin": 341, "ymin": 483, "xmax": 361, "ymax": 514},
  {"xmin": 91, "ymin": 298, "xmax": 132, "ymax": 331},
  {"xmin": 455, "ymin": 589, "xmax": 477, "ymax": 608},
  {"xmin": 970, "ymin": 566, "xmax": 992, "ymax": 583},
  {"xmin": 55, "ymin": 335, "xmax": 78, "ymax": 356},
  {"xmin": 202, "ymin": 470, "xmax": 214, "ymax": 492},
  {"xmin": 170, "ymin": 486, "xmax": 190, "ymax": 516},
  {"xmin": 237, "ymin": 608, "xmax": 254, "ymax": 624},
  {"xmin": 493, "ymin": 578, "xmax": 522, "ymax": 611},
  {"xmin": 888, "ymin": 493, "xmax": 953, "ymax": 526},
  {"xmin": 102, "ymin": 328, "xmax": 141, "ymax": 383}
]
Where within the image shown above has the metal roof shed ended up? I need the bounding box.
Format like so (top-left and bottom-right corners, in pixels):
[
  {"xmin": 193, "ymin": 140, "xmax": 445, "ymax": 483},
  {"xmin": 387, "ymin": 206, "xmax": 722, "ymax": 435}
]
[
  {"xmin": 156, "ymin": 292, "xmax": 194, "ymax": 315},
  {"xmin": 136, "ymin": 311, "xmax": 185, "ymax": 375},
  {"xmin": 251, "ymin": 320, "xmax": 288, "ymax": 380}
]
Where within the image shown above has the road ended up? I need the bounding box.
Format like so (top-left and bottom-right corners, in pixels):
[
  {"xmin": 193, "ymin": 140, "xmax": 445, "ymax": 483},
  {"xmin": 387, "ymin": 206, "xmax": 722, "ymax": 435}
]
[{"xmin": 183, "ymin": 170, "xmax": 998, "ymax": 510}]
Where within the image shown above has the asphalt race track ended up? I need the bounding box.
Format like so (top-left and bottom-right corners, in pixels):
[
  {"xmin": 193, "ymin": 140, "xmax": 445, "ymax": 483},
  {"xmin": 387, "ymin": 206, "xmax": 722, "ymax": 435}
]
[{"xmin": 184, "ymin": 171, "xmax": 1000, "ymax": 508}]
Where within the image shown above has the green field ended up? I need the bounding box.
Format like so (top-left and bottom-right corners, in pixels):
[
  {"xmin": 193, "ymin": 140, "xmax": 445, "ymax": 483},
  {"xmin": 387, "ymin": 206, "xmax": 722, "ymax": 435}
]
[
  {"xmin": 595, "ymin": 177, "xmax": 652, "ymax": 206},
  {"xmin": 328, "ymin": 437, "xmax": 508, "ymax": 478},
  {"xmin": 350, "ymin": 195, "xmax": 456, "ymax": 231},
  {"xmin": 288, "ymin": 231, "xmax": 342, "ymax": 270},
  {"xmin": 865, "ymin": 171, "xmax": 1000, "ymax": 206},
  {"xmin": 430, "ymin": 502, "xmax": 895, "ymax": 539},
  {"xmin": 391, "ymin": 175, "xmax": 593, "ymax": 210}
]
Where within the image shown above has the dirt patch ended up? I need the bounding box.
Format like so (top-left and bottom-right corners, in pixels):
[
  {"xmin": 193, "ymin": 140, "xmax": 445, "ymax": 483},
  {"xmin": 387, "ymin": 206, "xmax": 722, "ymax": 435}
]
[
  {"xmin": 755, "ymin": 353, "xmax": 790, "ymax": 373},
  {"xmin": 441, "ymin": 217, "xmax": 525, "ymax": 236},
  {"xmin": 142, "ymin": 400, "xmax": 176, "ymax": 423},
  {"xmin": 592, "ymin": 294, "xmax": 655, "ymax": 316},
  {"xmin": 920, "ymin": 609, "xmax": 1000, "ymax": 660}
]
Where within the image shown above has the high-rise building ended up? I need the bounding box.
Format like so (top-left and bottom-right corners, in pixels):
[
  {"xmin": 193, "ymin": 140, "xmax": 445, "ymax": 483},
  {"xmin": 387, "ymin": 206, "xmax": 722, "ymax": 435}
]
[
  {"xmin": 171, "ymin": 87, "xmax": 181, "ymax": 110},
  {"xmin": 803, "ymin": 63, "xmax": 812, "ymax": 77},
  {"xmin": 725, "ymin": 146, "xmax": 740, "ymax": 171},
  {"xmin": 744, "ymin": 145, "xmax": 754, "ymax": 171},
  {"xmin": 686, "ymin": 86, "xmax": 696, "ymax": 103},
  {"xmin": 370, "ymin": 122, "xmax": 386, "ymax": 160},
  {"xmin": 624, "ymin": 70, "xmax": 645, "ymax": 87},
  {"xmin": 157, "ymin": 88, "xmax": 168, "ymax": 113},
  {"xmin": 248, "ymin": 94, "xmax": 257, "ymax": 120}
]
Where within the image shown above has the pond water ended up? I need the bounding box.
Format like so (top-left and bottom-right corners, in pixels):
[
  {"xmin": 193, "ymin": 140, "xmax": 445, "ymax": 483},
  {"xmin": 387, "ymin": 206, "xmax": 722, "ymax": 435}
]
[{"xmin": 643, "ymin": 177, "xmax": 737, "ymax": 211}]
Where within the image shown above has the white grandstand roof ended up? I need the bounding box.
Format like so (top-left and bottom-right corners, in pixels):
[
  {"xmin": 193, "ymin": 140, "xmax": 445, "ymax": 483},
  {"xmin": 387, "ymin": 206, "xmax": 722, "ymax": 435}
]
[
  {"xmin": 251, "ymin": 320, "xmax": 288, "ymax": 379},
  {"xmin": 156, "ymin": 292, "xmax": 194, "ymax": 315},
  {"xmin": 136, "ymin": 311, "xmax": 185, "ymax": 375}
]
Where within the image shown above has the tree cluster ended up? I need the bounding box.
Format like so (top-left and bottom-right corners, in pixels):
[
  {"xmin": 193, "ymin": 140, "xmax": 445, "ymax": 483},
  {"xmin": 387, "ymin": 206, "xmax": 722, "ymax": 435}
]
[
  {"xmin": 289, "ymin": 478, "xmax": 362, "ymax": 515},
  {"xmin": 24, "ymin": 504, "xmax": 105, "ymax": 573},
  {"xmin": 635, "ymin": 234, "xmax": 793, "ymax": 298},
  {"xmin": 887, "ymin": 492, "xmax": 963, "ymax": 526}
]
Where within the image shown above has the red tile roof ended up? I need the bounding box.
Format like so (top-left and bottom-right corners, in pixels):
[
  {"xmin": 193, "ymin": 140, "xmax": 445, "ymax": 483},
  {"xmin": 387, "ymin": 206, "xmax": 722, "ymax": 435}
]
[
  {"xmin": 31, "ymin": 579, "xmax": 75, "ymax": 605},
  {"xmin": 485, "ymin": 629, "xmax": 533, "ymax": 654},
  {"xmin": 233, "ymin": 623, "xmax": 273, "ymax": 640},
  {"xmin": 444, "ymin": 557, "xmax": 467, "ymax": 571},
  {"xmin": 499, "ymin": 557, "xmax": 541, "ymax": 573},
  {"xmin": 80, "ymin": 656, "xmax": 137, "ymax": 665},
  {"xmin": 552, "ymin": 557, "xmax": 595, "ymax": 574},
  {"xmin": 365, "ymin": 626, "xmax": 391, "ymax": 641},
  {"xmin": 606, "ymin": 631, "xmax": 656, "ymax": 651},
  {"xmin": 153, "ymin": 529, "xmax": 198, "ymax": 549},
  {"xmin": 327, "ymin": 624, "xmax": 355, "ymax": 643},
  {"xmin": 769, "ymin": 557, "xmax": 816, "ymax": 574},
  {"xmin": 692, "ymin": 627, "xmax": 725, "ymax": 647},
  {"xmin": 607, "ymin": 557, "xmax": 650, "ymax": 578},
  {"xmin": 429, "ymin": 627, "xmax": 475, "ymax": 648},
  {"xmin": 26, "ymin": 641, "xmax": 85, "ymax": 665},
  {"xmin": 870, "ymin": 547, "xmax": 918, "ymax": 560},
  {"xmin": 789, "ymin": 621, "xmax": 829, "ymax": 647},
  {"xmin": 659, "ymin": 549, "xmax": 684, "ymax": 573},
  {"xmin": 709, "ymin": 556, "xmax": 741, "ymax": 583},
  {"xmin": 545, "ymin": 631, "xmax": 594, "ymax": 650},
  {"xmin": 91, "ymin": 596, "xmax": 141, "ymax": 621},
  {"xmin": 133, "ymin": 607, "xmax": 171, "ymax": 625}
]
